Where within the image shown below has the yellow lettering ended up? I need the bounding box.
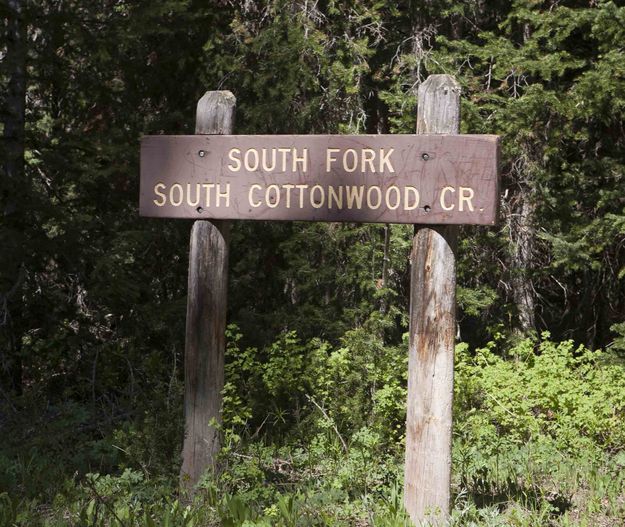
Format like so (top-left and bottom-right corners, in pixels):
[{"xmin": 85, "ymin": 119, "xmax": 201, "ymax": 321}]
[
  {"xmin": 216, "ymin": 183, "xmax": 230, "ymax": 207},
  {"xmin": 170, "ymin": 184, "xmax": 183, "ymax": 206},
  {"xmin": 326, "ymin": 148, "xmax": 340, "ymax": 172},
  {"xmin": 186, "ymin": 183, "xmax": 200, "ymax": 207},
  {"xmin": 227, "ymin": 148, "xmax": 241, "ymax": 172},
  {"xmin": 404, "ymin": 186, "xmax": 419, "ymax": 210},
  {"xmin": 202, "ymin": 183, "xmax": 215, "ymax": 206},
  {"xmin": 385, "ymin": 186, "xmax": 401, "ymax": 210},
  {"xmin": 153, "ymin": 183, "xmax": 166, "ymax": 206},
  {"xmin": 343, "ymin": 149, "xmax": 358, "ymax": 173},
  {"xmin": 367, "ymin": 186, "xmax": 382, "ymax": 209},
  {"xmin": 346, "ymin": 185, "xmax": 364, "ymax": 209},
  {"xmin": 265, "ymin": 184, "xmax": 280, "ymax": 208},
  {"xmin": 261, "ymin": 148, "xmax": 276, "ymax": 171},
  {"xmin": 249, "ymin": 184, "xmax": 262, "ymax": 207},
  {"xmin": 244, "ymin": 149, "xmax": 259, "ymax": 171},
  {"xmin": 440, "ymin": 186, "xmax": 455, "ymax": 211},
  {"xmin": 283, "ymin": 184, "xmax": 294, "ymax": 208},
  {"xmin": 293, "ymin": 148, "xmax": 308, "ymax": 173},
  {"xmin": 361, "ymin": 149, "xmax": 376, "ymax": 173},
  {"xmin": 328, "ymin": 186, "xmax": 343, "ymax": 209},
  {"xmin": 379, "ymin": 148, "xmax": 395, "ymax": 173},
  {"xmin": 310, "ymin": 185, "xmax": 325, "ymax": 208},
  {"xmin": 295, "ymin": 184, "xmax": 309, "ymax": 208},
  {"xmin": 278, "ymin": 148, "xmax": 291, "ymax": 172},
  {"xmin": 459, "ymin": 187, "xmax": 475, "ymax": 211}
]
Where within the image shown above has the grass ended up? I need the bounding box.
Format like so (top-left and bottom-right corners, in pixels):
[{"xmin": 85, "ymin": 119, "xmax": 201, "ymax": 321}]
[{"xmin": 1, "ymin": 435, "xmax": 623, "ymax": 526}]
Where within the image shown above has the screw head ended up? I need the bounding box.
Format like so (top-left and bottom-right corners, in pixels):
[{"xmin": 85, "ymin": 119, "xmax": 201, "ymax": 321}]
[
  {"xmin": 422, "ymin": 153, "xmax": 430, "ymax": 161},
  {"xmin": 198, "ymin": 150, "xmax": 206, "ymax": 157}
]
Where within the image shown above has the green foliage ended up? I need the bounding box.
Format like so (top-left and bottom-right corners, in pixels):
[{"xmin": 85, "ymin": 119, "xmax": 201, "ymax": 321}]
[
  {"xmin": 609, "ymin": 322, "xmax": 625, "ymax": 355},
  {"xmin": 222, "ymin": 320, "xmax": 407, "ymax": 451},
  {"xmin": 50, "ymin": 470, "xmax": 204, "ymax": 527},
  {"xmin": 455, "ymin": 336, "xmax": 625, "ymax": 454},
  {"xmin": 2, "ymin": 334, "xmax": 625, "ymax": 525},
  {"xmin": 453, "ymin": 336, "xmax": 625, "ymax": 525}
]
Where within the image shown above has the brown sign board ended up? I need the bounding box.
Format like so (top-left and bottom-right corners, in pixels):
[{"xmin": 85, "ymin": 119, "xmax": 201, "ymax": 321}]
[{"xmin": 140, "ymin": 135, "xmax": 499, "ymax": 225}]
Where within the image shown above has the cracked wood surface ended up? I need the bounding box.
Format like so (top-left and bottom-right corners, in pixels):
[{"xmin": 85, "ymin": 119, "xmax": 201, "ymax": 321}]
[
  {"xmin": 180, "ymin": 91, "xmax": 235, "ymax": 490},
  {"xmin": 404, "ymin": 75, "xmax": 460, "ymax": 526}
]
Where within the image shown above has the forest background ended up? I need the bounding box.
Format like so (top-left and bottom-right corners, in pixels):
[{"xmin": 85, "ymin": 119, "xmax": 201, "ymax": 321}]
[{"xmin": 2, "ymin": 0, "xmax": 625, "ymax": 525}]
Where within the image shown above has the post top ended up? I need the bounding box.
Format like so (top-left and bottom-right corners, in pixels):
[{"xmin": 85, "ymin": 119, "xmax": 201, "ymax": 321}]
[
  {"xmin": 417, "ymin": 74, "xmax": 461, "ymax": 135},
  {"xmin": 196, "ymin": 91, "xmax": 236, "ymax": 135},
  {"xmin": 198, "ymin": 90, "xmax": 236, "ymax": 105},
  {"xmin": 419, "ymin": 74, "xmax": 461, "ymax": 93}
]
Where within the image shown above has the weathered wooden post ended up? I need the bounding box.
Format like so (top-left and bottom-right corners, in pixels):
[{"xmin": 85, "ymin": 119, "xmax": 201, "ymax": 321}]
[
  {"xmin": 180, "ymin": 91, "xmax": 236, "ymax": 490},
  {"xmin": 404, "ymin": 74, "xmax": 460, "ymax": 525}
]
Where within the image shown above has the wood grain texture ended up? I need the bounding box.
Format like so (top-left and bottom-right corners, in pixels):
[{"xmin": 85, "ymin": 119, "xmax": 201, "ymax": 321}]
[
  {"xmin": 404, "ymin": 75, "xmax": 460, "ymax": 525},
  {"xmin": 180, "ymin": 91, "xmax": 235, "ymax": 490},
  {"xmin": 195, "ymin": 91, "xmax": 236, "ymax": 135}
]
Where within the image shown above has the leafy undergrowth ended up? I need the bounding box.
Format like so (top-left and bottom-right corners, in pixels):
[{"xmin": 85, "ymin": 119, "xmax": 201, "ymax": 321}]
[{"xmin": 1, "ymin": 335, "xmax": 625, "ymax": 526}]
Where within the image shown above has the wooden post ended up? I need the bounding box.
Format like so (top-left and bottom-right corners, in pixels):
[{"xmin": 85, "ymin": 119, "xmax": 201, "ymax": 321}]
[
  {"xmin": 180, "ymin": 91, "xmax": 236, "ymax": 490},
  {"xmin": 404, "ymin": 75, "xmax": 460, "ymax": 525}
]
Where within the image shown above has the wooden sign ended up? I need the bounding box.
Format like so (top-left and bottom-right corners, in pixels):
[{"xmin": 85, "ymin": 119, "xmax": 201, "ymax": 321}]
[{"xmin": 140, "ymin": 134, "xmax": 499, "ymax": 225}]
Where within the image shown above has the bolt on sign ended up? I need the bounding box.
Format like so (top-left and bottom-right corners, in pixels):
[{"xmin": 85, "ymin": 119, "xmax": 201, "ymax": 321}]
[{"xmin": 140, "ymin": 134, "xmax": 499, "ymax": 224}]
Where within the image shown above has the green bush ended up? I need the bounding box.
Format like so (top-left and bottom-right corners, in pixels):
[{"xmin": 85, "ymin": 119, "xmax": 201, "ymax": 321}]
[{"xmin": 455, "ymin": 335, "xmax": 625, "ymax": 455}]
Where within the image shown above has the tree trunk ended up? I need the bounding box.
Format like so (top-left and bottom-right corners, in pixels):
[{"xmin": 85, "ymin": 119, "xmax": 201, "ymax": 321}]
[
  {"xmin": 508, "ymin": 23, "xmax": 537, "ymax": 336},
  {"xmin": 510, "ymin": 187, "xmax": 536, "ymax": 334}
]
